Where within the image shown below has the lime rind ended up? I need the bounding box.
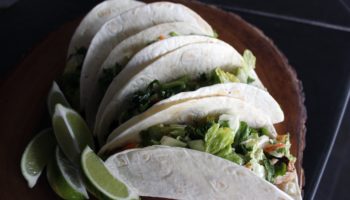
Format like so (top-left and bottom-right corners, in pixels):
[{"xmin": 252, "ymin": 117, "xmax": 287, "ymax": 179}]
[
  {"xmin": 48, "ymin": 81, "xmax": 71, "ymax": 117},
  {"xmin": 21, "ymin": 128, "xmax": 56, "ymax": 188},
  {"xmin": 52, "ymin": 104, "xmax": 94, "ymax": 164},
  {"xmin": 47, "ymin": 147, "xmax": 88, "ymax": 199},
  {"xmin": 81, "ymin": 147, "xmax": 139, "ymax": 200}
]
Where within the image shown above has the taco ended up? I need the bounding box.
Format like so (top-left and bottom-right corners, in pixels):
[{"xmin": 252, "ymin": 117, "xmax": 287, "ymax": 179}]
[
  {"xmin": 100, "ymin": 96, "xmax": 301, "ymax": 199},
  {"xmin": 105, "ymin": 146, "xmax": 299, "ymax": 200}
]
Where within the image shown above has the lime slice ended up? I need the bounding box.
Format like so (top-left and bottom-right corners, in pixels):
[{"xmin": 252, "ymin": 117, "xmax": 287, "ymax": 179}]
[
  {"xmin": 52, "ymin": 104, "xmax": 95, "ymax": 164},
  {"xmin": 21, "ymin": 128, "xmax": 56, "ymax": 188},
  {"xmin": 47, "ymin": 147, "xmax": 88, "ymax": 200},
  {"xmin": 81, "ymin": 146, "xmax": 139, "ymax": 200},
  {"xmin": 48, "ymin": 81, "xmax": 71, "ymax": 117}
]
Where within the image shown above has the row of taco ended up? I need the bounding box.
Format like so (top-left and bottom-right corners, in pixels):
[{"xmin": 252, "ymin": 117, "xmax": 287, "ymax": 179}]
[{"xmin": 59, "ymin": 0, "xmax": 302, "ymax": 199}]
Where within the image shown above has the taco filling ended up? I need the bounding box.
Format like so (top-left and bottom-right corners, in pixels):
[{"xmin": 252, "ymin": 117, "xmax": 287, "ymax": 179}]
[
  {"xmin": 116, "ymin": 50, "xmax": 257, "ymax": 125},
  {"xmin": 137, "ymin": 115, "xmax": 296, "ymax": 187}
]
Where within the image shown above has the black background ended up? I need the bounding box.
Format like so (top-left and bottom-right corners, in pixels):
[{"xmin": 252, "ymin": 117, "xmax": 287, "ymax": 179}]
[{"xmin": 1, "ymin": 0, "xmax": 350, "ymax": 199}]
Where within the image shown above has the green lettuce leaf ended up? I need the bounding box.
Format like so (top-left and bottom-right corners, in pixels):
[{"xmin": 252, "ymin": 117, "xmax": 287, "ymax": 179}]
[
  {"xmin": 234, "ymin": 122, "xmax": 251, "ymax": 147},
  {"xmin": 263, "ymin": 158, "xmax": 275, "ymax": 182},
  {"xmin": 274, "ymin": 162, "xmax": 287, "ymax": 177},
  {"xmin": 217, "ymin": 145, "xmax": 244, "ymax": 165},
  {"xmin": 280, "ymin": 134, "xmax": 296, "ymax": 162},
  {"xmin": 236, "ymin": 49, "xmax": 257, "ymax": 84},
  {"xmin": 204, "ymin": 124, "xmax": 234, "ymax": 155},
  {"xmin": 213, "ymin": 68, "xmax": 240, "ymax": 83},
  {"xmin": 243, "ymin": 49, "xmax": 256, "ymax": 71}
]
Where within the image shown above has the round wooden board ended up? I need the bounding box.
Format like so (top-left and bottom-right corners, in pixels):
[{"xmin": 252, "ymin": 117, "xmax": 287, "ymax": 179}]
[{"xmin": 0, "ymin": 0, "xmax": 306, "ymax": 199}]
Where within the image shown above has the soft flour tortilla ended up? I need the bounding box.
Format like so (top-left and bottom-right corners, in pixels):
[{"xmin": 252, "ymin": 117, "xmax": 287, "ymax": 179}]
[
  {"xmin": 80, "ymin": 2, "xmax": 214, "ymax": 109},
  {"xmin": 158, "ymin": 82, "xmax": 284, "ymax": 124},
  {"xmin": 95, "ymin": 40, "xmax": 264, "ymax": 144},
  {"xmin": 104, "ymin": 146, "xmax": 294, "ymax": 200},
  {"xmin": 99, "ymin": 96, "xmax": 274, "ymax": 155},
  {"xmin": 84, "ymin": 22, "xmax": 214, "ymax": 126},
  {"xmin": 65, "ymin": 0, "xmax": 144, "ymax": 71}
]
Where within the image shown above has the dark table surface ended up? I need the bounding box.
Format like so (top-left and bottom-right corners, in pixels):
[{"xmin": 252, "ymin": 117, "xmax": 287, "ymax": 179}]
[{"xmin": 1, "ymin": 0, "xmax": 350, "ymax": 199}]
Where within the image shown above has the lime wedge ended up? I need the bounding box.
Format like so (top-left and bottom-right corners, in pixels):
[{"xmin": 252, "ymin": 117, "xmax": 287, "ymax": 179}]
[
  {"xmin": 81, "ymin": 146, "xmax": 139, "ymax": 200},
  {"xmin": 48, "ymin": 81, "xmax": 71, "ymax": 117},
  {"xmin": 47, "ymin": 147, "xmax": 88, "ymax": 200},
  {"xmin": 52, "ymin": 104, "xmax": 95, "ymax": 164},
  {"xmin": 21, "ymin": 128, "xmax": 56, "ymax": 188}
]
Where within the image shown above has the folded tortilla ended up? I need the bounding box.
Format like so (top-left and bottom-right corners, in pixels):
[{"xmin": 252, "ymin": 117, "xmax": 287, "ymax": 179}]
[
  {"xmin": 158, "ymin": 82, "xmax": 284, "ymax": 124},
  {"xmin": 105, "ymin": 146, "xmax": 295, "ymax": 200},
  {"xmin": 100, "ymin": 96, "xmax": 301, "ymax": 199},
  {"xmin": 100, "ymin": 96, "xmax": 272, "ymax": 154}
]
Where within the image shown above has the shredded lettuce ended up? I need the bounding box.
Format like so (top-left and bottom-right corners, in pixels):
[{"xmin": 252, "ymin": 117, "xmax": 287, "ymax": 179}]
[
  {"xmin": 233, "ymin": 122, "xmax": 251, "ymax": 147},
  {"xmin": 204, "ymin": 124, "xmax": 234, "ymax": 155},
  {"xmin": 160, "ymin": 136, "xmax": 187, "ymax": 147},
  {"xmin": 235, "ymin": 49, "xmax": 257, "ymax": 84},
  {"xmin": 242, "ymin": 49, "xmax": 256, "ymax": 71},
  {"xmin": 249, "ymin": 160, "xmax": 266, "ymax": 179},
  {"xmin": 217, "ymin": 145, "xmax": 244, "ymax": 165},
  {"xmin": 280, "ymin": 134, "xmax": 296, "ymax": 162},
  {"xmin": 187, "ymin": 140, "xmax": 205, "ymax": 151},
  {"xmin": 241, "ymin": 131, "xmax": 267, "ymax": 179},
  {"xmin": 118, "ymin": 66, "xmax": 251, "ymax": 125},
  {"xmin": 213, "ymin": 68, "xmax": 240, "ymax": 83},
  {"xmin": 201, "ymin": 121, "xmax": 244, "ymax": 165},
  {"xmin": 263, "ymin": 158, "xmax": 275, "ymax": 182},
  {"xmin": 139, "ymin": 116, "xmax": 295, "ymax": 184}
]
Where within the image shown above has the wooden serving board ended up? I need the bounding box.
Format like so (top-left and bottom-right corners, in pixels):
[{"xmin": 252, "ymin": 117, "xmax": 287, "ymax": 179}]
[{"xmin": 0, "ymin": 0, "xmax": 306, "ymax": 199}]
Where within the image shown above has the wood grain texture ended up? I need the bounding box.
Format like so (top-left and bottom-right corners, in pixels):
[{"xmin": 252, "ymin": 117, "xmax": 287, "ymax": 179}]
[{"xmin": 0, "ymin": 0, "xmax": 306, "ymax": 199}]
